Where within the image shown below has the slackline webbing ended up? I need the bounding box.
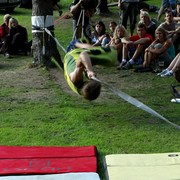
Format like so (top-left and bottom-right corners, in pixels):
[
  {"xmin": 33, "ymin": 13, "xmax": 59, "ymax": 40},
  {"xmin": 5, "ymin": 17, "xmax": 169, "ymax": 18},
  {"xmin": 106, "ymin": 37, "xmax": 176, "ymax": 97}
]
[
  {"xmin": 91, "ymin": 76, "xmax": 180, "ymax": 130},
  {"xmin": 44, "ymin": 28, "xmax": 180, "ymax": 130}
]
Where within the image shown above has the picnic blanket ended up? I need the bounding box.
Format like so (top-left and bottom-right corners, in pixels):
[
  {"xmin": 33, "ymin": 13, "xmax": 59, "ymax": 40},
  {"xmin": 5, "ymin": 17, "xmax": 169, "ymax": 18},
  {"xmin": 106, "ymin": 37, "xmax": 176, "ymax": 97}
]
[{"xmin": 104, "ymin": 152, "xmax": 180, "ymax": 180}]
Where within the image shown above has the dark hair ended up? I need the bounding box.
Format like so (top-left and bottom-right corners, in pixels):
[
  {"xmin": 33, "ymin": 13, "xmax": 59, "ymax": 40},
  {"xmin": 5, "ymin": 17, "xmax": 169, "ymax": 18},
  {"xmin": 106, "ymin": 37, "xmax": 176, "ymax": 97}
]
[
  {"xmin": 137, "ymin": 22, "xmax": 147, "ymax": 30},
  {"xmin": 94, "ymin": 21, "xmax": 106, "ymax": 35},
  {"xmin": 109, "ymin": 21, "xmax": 117, "ymax": 26},
  {"xmin": 81, "ymin": 80, "xmax": 101, "ymax": 100}
]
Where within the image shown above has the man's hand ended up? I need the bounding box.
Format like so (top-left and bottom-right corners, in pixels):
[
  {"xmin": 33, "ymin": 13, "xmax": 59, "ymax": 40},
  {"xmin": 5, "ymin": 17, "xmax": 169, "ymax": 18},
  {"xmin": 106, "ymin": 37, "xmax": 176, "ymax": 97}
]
[{"xmin": 87, "ymin": 71, "xmax": 96, "ymax": 79}]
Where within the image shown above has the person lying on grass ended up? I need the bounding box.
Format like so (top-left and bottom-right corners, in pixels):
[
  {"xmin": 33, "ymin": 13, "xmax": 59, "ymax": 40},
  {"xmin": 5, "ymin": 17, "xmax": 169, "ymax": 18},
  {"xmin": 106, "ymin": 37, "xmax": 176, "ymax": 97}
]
[{"xmin": 63, "ymin": 42, "xmax": 117, "ymax": 100}]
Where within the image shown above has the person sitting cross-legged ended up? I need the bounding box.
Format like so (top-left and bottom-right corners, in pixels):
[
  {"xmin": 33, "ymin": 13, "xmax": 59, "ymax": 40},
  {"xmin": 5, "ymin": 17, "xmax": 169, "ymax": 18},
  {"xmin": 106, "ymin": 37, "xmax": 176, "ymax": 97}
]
[{"xmin": 119, "ymin": 22, "xmax": 153, "ymax": 70}]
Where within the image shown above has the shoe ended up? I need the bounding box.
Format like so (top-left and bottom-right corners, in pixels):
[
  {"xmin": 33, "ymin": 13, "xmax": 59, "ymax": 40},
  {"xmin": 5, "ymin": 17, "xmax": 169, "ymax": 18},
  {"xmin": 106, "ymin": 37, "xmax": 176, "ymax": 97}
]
[
  {"xmin": 161, "ymin": 71, "xmax": 173, "ymax": 77},
  {"xmin": 171, "ymin": 85, "xmax": 180, "ymax": 98},
  {"xmin": 5, "ymin": 53, "xmax": 10, "ymax": 58},
  {"xmin": 122, "ymin": 62, "xmax": 133, "ymax": 70},
  {"xmin": 157, "ymin": 69, "xmax": 169, "ymax": 76},
  {"xmin": 117, "ymin": 61, "xmax": 127, "ymax": 70},
  {"xmin": 134, "ymin": 66, "xmax": 152, "ymax": 73}
]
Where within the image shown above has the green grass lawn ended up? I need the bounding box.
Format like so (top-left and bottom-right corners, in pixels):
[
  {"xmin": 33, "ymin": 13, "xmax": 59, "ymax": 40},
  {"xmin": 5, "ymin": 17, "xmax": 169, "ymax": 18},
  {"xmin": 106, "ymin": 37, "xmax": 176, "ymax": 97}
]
[{"xmin": 0, "ymin": 1, "xmax": 180, "ymax": 180}]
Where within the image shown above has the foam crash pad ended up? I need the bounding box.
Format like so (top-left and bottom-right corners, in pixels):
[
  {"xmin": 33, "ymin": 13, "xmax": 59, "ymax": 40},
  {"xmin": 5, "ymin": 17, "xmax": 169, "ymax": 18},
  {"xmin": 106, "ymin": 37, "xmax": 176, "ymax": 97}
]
[
  {"xmin": 0, "ymin": 145, "xmax": 97, "ymax": 175},
  {"xmin": 104, "ymin": 153, "xmax": 180, "ymax": 180},
  {"xmin": 0, "ymin": 173, "xmax": 100, "ymax": 180}
]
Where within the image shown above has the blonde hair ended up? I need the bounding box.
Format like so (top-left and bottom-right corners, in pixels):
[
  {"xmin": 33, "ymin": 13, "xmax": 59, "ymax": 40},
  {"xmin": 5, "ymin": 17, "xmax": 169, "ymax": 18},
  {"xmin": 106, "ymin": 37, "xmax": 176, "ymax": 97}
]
[
  {"xmin": 140, "ymin": 10, "xmax": 151, "ymax": 21},
  {"xmin": 9, "ymin": 18, "xmax": 18, "ymax": 28},
  {"xmin": 3, "ymin": 14, "xmax": 11, "ymax": 23},
  {"xmin": 113, "ymin": 25, "xmax": 129, "ymax": 40}
]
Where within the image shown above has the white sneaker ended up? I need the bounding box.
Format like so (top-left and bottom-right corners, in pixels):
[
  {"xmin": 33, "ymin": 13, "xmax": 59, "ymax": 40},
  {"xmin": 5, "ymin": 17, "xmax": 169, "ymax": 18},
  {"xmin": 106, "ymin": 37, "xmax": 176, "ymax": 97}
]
[
  {"xmin": 5, "ymin": 53, "xmax": 10, "ymax": 58},
  {"xmin": 161, "ymin": 71, "xmax": 173, "ymax": 77},
  {"xmin": 157, "ymin": 69, "xmax": 169, "ymax": 76}
]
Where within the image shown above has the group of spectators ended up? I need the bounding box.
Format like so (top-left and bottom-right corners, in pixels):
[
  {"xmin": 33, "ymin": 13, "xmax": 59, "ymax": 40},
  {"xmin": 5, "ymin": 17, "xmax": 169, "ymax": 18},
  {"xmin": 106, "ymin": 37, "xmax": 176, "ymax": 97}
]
[
  {"xmin": 65, "ymin": 0, "xmax": 180, "ymax": 100},
  {"xmin": 69, "ymin": 0, "xmax": 180, "ymax": 76},
  {"xmin": 0, "ymin": 14, "xmax": 29, "ymax": 58}
]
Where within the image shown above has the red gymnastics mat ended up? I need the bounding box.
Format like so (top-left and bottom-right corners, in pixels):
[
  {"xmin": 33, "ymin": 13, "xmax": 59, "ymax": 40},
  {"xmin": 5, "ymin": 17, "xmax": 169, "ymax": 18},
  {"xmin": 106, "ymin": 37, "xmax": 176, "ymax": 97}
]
[{"xmin": 0, "ymin": 145, "xmax": 97, "ymax": 175}]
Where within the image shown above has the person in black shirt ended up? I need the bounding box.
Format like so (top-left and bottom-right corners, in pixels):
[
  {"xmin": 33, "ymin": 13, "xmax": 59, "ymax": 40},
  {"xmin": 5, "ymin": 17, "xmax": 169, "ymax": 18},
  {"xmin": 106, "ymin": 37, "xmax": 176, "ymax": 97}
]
[{"xmin": 69, "ymin": 0, "xmax": 96, "ymax": 40}]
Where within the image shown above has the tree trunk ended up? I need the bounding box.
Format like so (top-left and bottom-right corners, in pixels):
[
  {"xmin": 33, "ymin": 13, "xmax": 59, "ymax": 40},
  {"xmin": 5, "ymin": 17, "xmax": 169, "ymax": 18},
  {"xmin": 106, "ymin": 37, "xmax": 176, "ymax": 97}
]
[{"xmin": 32, "ymin": 0, "xmax": 63, "ymax": 68}]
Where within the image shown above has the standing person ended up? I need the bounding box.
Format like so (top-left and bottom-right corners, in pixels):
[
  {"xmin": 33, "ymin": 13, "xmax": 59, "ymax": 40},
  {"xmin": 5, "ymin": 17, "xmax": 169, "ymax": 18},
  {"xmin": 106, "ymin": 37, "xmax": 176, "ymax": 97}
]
[
  {"xmin": 0, "ymin": 14, "xmax": 11, "ymax": 51},
  {"xmin": 63, "ymin": 45, "xmax": 117, "ymax": 100},
  {"xmin": 118, "ymin": 0, "xmax": 140, "ymax": 35},
  {"xmin": 119, "ymin": 23, "xmax": 153, "ymax": 70},
  {"xmin": 53, "ymin": 0, "xmax": 63, "ymax": 16},
  {"xmin": 69, "ymin": 0, "xmax": 96, "ymax": 41},
  {"xmin": 157, "ymin": 0, "xmax": 176, "ymax": 21}
]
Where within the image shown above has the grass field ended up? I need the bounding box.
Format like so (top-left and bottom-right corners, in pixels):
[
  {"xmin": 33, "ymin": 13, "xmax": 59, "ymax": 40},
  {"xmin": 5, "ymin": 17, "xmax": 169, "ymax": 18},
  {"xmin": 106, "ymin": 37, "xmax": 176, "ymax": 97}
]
[{"xmin": 0, "ymin": 1, "xmax": 180, "ymax": 179}]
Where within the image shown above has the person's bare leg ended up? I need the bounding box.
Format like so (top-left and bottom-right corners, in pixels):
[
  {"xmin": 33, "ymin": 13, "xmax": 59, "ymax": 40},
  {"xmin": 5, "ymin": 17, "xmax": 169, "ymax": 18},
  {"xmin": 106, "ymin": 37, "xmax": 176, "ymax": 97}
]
[
  {"xmin": 143, "ymin": 51, "xmax": 156, "ymax": 67},
  {"xmin": 169, "ymin": 53, "xmax": 180, "ymax": 72},
  {"xmin": 131, "ymin": 44, "xmax": 145, "ymax": 62}
]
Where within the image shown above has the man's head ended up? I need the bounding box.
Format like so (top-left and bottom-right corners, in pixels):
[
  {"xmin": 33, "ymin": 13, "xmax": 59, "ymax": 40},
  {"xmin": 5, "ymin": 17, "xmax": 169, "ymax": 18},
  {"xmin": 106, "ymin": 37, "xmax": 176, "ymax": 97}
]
[
  {"xmin": 137, "ymin": 22, "xmax": 147, "ymax": 38},
  {"xmin": 165, "ymin": 10, "xmax": 174, "ymax": 23},
  {"xmin": 81, "ymin": 80, "xmax": 101, "ymax": 100}
]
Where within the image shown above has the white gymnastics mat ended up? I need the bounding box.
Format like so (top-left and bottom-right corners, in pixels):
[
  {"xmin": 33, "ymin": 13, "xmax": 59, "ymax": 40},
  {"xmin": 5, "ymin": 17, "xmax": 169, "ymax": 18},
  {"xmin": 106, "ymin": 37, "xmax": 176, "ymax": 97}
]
[
  {"xmin": 0, "ymin": 173, "xmax": 100, "ymax": 180},
  {"xmin": 104, "ymin": 152, "xmax": 180, "ymax": 180}
]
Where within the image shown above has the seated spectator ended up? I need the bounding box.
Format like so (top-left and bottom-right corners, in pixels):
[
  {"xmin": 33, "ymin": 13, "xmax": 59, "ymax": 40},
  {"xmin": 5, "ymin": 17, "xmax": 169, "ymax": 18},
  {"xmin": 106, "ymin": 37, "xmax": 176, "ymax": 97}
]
[
  {"xmin": 158, "ymin": 10, "xmax": 176, "ymax": 35},
  {"xmin": 0, "ymin": 14, "xmax": 11, "ymax": 51},
  {"xmin": 157, "ymin": 52, "xmax": 180, "ymax": 79},
  {"xmin": 2, "ymin": 18, "xmax": 28, "ymax": 58},
  {"xmin": 91, "ymin": 21, "xmax": 106, "ymax": 46},
  {"xmin": 139, "ymin": 10, "xmax": 157, "ymax": 39},
  {"xmin": 101, "ymin": 21, "xmax": 117, "ymax": 47},
  {"xmin": 139, "ymin": 27, "xmax": 175, "ymax": 72},
  {"xmin": 107, "ymin": 25, "xmax": 129, "ymax": 65},
  {"xmin": 119, "ymin": 22, "xmax": 153, "ymax": 70},
  {"xmin": 158, "ymin": 10, "xmax": 180, "ymax": 54}
]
